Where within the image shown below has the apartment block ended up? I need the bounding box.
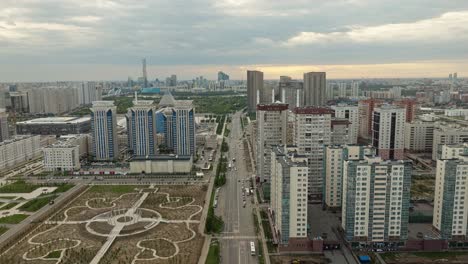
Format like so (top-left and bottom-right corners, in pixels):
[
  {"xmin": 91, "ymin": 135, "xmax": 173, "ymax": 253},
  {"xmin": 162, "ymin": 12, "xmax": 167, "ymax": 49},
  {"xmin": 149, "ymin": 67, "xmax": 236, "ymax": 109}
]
[
  {"xmin": 0, "ymin": 135, "xmax": 41, "ymax": 171},
  {"xmin": 372, "ymin": 105, "xmax": 406, "ymax": 160},
  {"xmin": 332, "ymin": 104, "xmax": 359, "ymax": 144},
  {"xmin": 342, "ymin": 156, "xmax": 412, "ymax": 244},
  {"xmin": 432, "ymin": 127, "xmax": 468, "ymax": 160},
  {"xmin": 404, "ymin": 121, "xmax": 435, "ymax": 152}
]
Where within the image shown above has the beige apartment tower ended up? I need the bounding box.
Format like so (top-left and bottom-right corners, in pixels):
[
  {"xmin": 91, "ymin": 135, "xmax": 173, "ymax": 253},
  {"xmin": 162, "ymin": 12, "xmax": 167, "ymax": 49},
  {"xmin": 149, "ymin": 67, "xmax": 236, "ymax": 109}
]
[{"xmin": 303, "ymin": 72, "xmax": 326, "ymax": 106}]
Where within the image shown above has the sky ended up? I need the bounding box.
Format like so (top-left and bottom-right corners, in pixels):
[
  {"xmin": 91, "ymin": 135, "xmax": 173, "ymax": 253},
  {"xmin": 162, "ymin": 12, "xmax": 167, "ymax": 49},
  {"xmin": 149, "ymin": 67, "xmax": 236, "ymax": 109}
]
[{"xmin": 1, "ymin": 0, "xmax": 468, "ymax": 81}]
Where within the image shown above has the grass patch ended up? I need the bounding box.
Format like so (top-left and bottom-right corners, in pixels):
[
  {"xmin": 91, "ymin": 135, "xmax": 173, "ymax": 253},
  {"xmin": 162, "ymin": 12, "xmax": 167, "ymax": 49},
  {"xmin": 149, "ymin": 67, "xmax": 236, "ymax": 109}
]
[
  {"xmin": 205, "ymin": 239, "xmax": 220, "ymax": 264},
  {"xmin": 0, "ymin": 214, "xmax": 29, "ymax": 224},
  {"xmin": 45, "ymin": 250, "xmax": 61, "ymax": 259},
  {"xmin": 50, "ymin": 184, "xmax": 74, "ymax": 194},
  {"xmin": 0, "ymin": 202, "xmax": 19, "ymax": 210},
  {"xmin": 260, "ymin": 209, "xmax": 276, "ymax": 253},
  {"xmin": 257, "ymin": 239, "xmax": 265, "ymax": 264},
  {"xmin": 19, "ymin": 195, "xmax": 57, "ymax": 212},
  {"xmin": 413, "ymin": 251, "xmax": 468, "ymax": 259},
  {"xmin": 89, "ymin": 185, "xmax": 138, "ymax": 194},
  {"xmin": 0, "ymin": 196, "xmax": 16, "ymax": 199},
  {"xmin": 0, "ymin": 202, "xmax": 4, "ymax": 207},
  {"xmin": 0, "ymin": 226, "xmax": 8, "ymax": 236},
  {"xmin": 0, "ymin": 180, "xmax": 38, "ymax": 193}
]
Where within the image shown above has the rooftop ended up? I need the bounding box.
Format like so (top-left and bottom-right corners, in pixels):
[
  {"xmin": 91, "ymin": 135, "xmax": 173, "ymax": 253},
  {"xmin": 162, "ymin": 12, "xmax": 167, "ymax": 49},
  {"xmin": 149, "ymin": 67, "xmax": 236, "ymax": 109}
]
[{"xmin": 17, "ymin": 116, "xmax": 91, "ymax": 125}]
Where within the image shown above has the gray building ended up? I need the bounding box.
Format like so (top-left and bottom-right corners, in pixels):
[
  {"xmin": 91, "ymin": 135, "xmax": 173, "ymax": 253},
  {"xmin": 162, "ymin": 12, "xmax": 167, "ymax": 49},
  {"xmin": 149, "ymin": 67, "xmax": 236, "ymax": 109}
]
[
  {"xmin": 303, "ymin": 72, "xmax": 326, "ymax": 106},
  {"xmin": 280, "ymin": 77, "xmax": 303, "ymax": 110},
  {"xmin": 247, "ymin": 70, "xmax": 264, "ymax": 112},
  {"xmin": 16, "ymin": 116, "xmax": 91, "ymax": 135}
]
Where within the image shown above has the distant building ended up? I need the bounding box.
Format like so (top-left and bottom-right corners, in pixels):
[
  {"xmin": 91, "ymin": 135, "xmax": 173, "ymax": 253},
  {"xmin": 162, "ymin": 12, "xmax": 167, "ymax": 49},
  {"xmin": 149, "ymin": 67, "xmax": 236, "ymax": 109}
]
[
  {"xmin": 433, "ymin": 144, "xmax": 468, "ymax": 240},
  {"xmin": 91, "ymin": 101, "xmax": 119, "ymax": 161},
  {"xmin": 16, "ymin": 116, "xmax": 91, "ymax": 135},
  {"xmin": 218, "ymin": 71, "xmax": 229, "ymax": 81},
  {"xmin": 394, "ymin": 99, "xmax": 417, "ymax": 123},
  {"xmin": 342, "ymin": 156, "xmax": 412, "ymax": 245},
  {"xmin": 372, "ymin": 105, "xmax": 406, "ymax": 160},
  {"xmin": 270, "ymin": 145, "xmax": 309, "ymax": 245},
  {"xmin": 43, "ymin": 144, "xmax": 80, "ymax": 171},
  {"xmin": 280, "ymin": 77, "xmax": 303, "ymax": 110},
  {"xmin": 0, "ymin": 135, "xmax": 41, "ymax": 171},
  {"xmin": 247, "ymin": 70, "xmax": 264, "ymax": 112},
  {"xmin": 303, "ymin": 72, "xmax": 326, "ymax": 106},
  {"xmin": 256, "ymin": 103, "xmax": 288, "ymax": 184},
  {"xmin": 404, "ymin": 121, "xmax": 435, "ymax": 152},
  {"xmin": 351, "ymin": 82, "xmax": 360, "ymax": 97},
  {"xmin": 358, "ymin": 99, "xmax": 383, "ymax": 139},
  {"xmin": 432, "ymin": 127, "xmax": 468, "ymax": 160},
  {"xmin": 0, "ymin": 109, "xmax": 9, "ymax": 142}
]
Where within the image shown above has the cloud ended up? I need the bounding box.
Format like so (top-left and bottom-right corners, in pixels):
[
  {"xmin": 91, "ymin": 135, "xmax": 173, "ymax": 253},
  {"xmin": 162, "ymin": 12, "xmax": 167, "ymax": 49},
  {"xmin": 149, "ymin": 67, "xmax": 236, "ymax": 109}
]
[{"xmin": 283, "ymin": 10, "xmax": 468, "ymax": 46}]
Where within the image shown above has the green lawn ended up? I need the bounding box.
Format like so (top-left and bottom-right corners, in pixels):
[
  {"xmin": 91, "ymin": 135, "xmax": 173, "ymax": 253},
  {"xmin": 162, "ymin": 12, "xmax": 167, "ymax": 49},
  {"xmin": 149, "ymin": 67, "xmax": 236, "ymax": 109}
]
[
  {"xmin": 0, "ymin": 226, "xmax": 8, "ymax": 236},
  {"xmin": 19, "ymin": 195, "xmax": 57, "ymax": 212},
  {"xmin": 0, "ymin": 196, "xmax": 17, "ymax": 199},
  {"xmin": 191, "ymin": 96, "xmax": 246, "ymax": 115},
  {"xmin": 0, "ymin": 181, "xmax": 38, "ymax": 193},
  {"xmin": 0, "ymin": 202, "xmax": 19, "ymax": 210},
  {"xmin": 45, "ymin": 250, "xmax": 61, "ymax": 259},
  {"xmin": 0, "ymin": 214, "xmax": 29, "ymax": 224},
  {"xmin": 49, "ymin": 184, "xmax": 74, "ymax": 195},
  {"xmin": 89, "ymin": 185, "xmax": 138, "ymax": 194},
  {"xmin": 205, "ymin": 239, "xmax": 220, "ymax": 264}
]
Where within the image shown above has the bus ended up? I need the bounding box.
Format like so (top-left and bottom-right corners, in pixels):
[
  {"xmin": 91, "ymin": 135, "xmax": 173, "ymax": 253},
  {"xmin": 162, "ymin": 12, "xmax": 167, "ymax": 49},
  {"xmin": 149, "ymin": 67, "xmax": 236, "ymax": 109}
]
[{"xmin": 250, "ymin": 241, "xmax": 256, "ymax": 256}]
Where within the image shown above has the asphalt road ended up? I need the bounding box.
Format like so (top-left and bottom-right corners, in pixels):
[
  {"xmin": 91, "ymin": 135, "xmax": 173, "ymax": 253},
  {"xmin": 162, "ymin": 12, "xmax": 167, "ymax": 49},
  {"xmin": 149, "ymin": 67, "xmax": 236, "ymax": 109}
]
[{"xmin": 216, "ymin": 112, "xmax": 258, "ymax": 264}]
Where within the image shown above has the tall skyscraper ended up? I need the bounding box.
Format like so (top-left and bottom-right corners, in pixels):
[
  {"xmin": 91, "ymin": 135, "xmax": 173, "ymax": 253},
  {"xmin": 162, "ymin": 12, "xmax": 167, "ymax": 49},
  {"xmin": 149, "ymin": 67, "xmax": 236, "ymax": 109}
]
[
  {"xmin": 256, "ymin": 103, "xmax": 288, "ymax": 184},
  {"xmin": 433, "ymin": 144, "xmax": 468, "ymax": 239},
  {"xmin": 338, "ymin": 82, "xmax": 347, "ymax": 98},
  {"xmin": 0, "ymin": 109, "xmax": 9, "ymax": 142},
  {"xmin": 332, "ymin": 104, "xmax": 359, "ymax": 144},
  {"xmin": 394, "ymin": 99, "xmax": 417, "ymax": 123},
  {"xmin": 293, "ymin": 107, "xmax": 333, "ymax": 199},
  {"xmin": 280, "ymin": 77, "xmax": 303, "ymax": 110},
  {"xmin": 142, "ymin": 58, "xmax": 148, "ymax": 88},
  {"xmin": 270, "ymin": 145, "xmax": 309, "ymax": 245},
  {"xmin": 342, "ymin": 156, "xmax": 412, "ymax": 245},
  {"xmin": 303, "ymin": 72, "xmax": 326, "ymax": 106},
  {"xmin": 247, "ymin": 70, "xmax": 264, "ymax": 112},
  {"xmin": 351, "ymin": 81, "xmax": 359, "ymax": 97},
  {"xmin": 127, "ymin": 95, "xmax": 157, "ymax": 157},
  {"xmin": 372, "ymin": 105, "xmax": 406, "ymax": 160},
  {"xmin": 358, "ymin": 99, "xmax": 383, "ymax": 140},
  {"xmin": 91, "ymin": 101, "xmax": 119, "ymax": 161}
]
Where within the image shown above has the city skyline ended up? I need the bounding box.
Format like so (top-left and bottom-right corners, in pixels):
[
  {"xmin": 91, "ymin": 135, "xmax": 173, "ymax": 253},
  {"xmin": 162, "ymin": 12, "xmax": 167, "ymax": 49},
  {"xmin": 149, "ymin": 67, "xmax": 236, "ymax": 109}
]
[{"xmin": 1, "ymin": 0, "xmax": 468, "ymax": 81}]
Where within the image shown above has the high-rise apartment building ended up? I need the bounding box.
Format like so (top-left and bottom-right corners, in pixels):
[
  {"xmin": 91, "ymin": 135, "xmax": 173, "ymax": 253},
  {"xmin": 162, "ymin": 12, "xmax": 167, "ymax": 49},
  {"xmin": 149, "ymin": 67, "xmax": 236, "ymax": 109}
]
[
  {"xmin": 351, "ymin": 82, "xmax": 360, "ymax": 97},
  {"xmin": 342, "ymin": 156, "xmax": 412, "ymax": 244},
  {"xmin": 323, "ymin": 145, "xmax": 375, "ymax": 209},
  {"xmin": 280, "ymin": 78, "xmax": 303, "ymax": 110},
  {"xmin": 433, "ymin": 144, "xmax": 468, "ymax": 239},
  {"xmin": 338, "ymin": 83, "xmax": 347, "ymax": 98},
  {"xmin": 0, "ymin": 109, "xmax": 9, "ymax": 142},
  {"xmin": 78, "ymin": 82, "xmax": 103, "ymax": 105},
  {"xmin": 332, "ymin": 104, "xmax": 359, "ymax": 144},
  {"xmin": 218, "ymin": 71, "xmax": 229, "ymax": 81},
  {"xmin": 91, "ymin": 101, "xmax": 119, "ymax": 161},
  {"xmin": 127, "ymin": 98, "xmax": 157, "ymax": 157},
  {"xmin": 142, "ymin": 58, "xmax": 148, "ymax": 88},
  {"xmin": 270, "ymin": 145, "xmax": 309, "ymax": 244},
  {"xmin": 293, "ymin": 107, "xmax": 333, "ymax": 199},
  {"xmin": 404, "ymin": 121, "xmax": 435, "ymax": 152},
  {"xmin": 372, "ymin": 105, "xmax": 406, "ymax": 160},
  {"xmin": 256, "ymin": 104, "xmax": 288, "ymax": 184},
  {"xmin": 0, "ymin": 135, "xmax": 42, "ymax": 171},
  {"xmin": 247, "ymin": 70, "xmax": 264, "ymax": 112},
  {"xmin": 394, "ymin": 99, "xmax": 417, "ymax": 123},
  {"xmin": 303, "ymin": 72, "xmax": 326, "ymax": 106},
  {"xmin": 331, "ymin": 119, "xmax": 351, "ymax": 145}
]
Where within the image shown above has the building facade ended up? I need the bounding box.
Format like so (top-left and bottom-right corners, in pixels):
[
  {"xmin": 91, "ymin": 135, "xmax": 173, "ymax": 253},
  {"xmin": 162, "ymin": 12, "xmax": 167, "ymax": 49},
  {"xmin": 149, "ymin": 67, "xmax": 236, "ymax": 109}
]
[
  {"xmin": 280, "ymin": 78, "xmax": 303, "ymax": 110},
  {"xmin": 332, "ymin": 104, "xmax": 359, "ymax": 144},
  {"xmin": 303, "ymin": 72, "xmax": 326, "ymax": 106},
  {"xmin": 256, "ymin": 104, "xmax": 288, "ymax": 184},
  {"xmin": 126, "ymin": 99, "xmax": 157, "ymax": 157},
  {"xmin": 433, "ymin": 144, "xmax": 468, "ymax": 240},
  {"xmin": 0, "ymin": 135, "xmax": 41, "ymax": 171},
  {"xmin": 0, "ymin": 109, "xmax": 9, "ymax": 142},
  {"xmin": 270, "ymin": 145, "xmax": 309, "ymax": 244},
  {"xmin": 91, "ymin": 101, "xmax": 119, "ymax": 161},
  {"xmin": 372, "ymin": 105, "xmax": 406, "ymax": 160},
  {"xmin": 404, "ymin": 121, "xmax": 435, "ymax": 152},
  {"xmin": 293, "ymin": 107, "xmax": 333, "ymax": 199},
  {"xmin": 16, "ymin": 116, "xmax": 91, "ymax": 135},
  {"xmin": 247, "ymin": 70, "xmax": 264, "ymax": 112},
  {"xmin": 432, "ymin": 127, "xmax": 468, "ymax": 160},
  {"xmin": 323, "ymin": 145, "xmax": 375, "ymax": 209},
  {"xmin": 43, "ymin": 144, "xmax": 80, "ymax": 171},
  {"xmin": 342, "ymin": 156, "xmax": 412, "ymax": 245}
]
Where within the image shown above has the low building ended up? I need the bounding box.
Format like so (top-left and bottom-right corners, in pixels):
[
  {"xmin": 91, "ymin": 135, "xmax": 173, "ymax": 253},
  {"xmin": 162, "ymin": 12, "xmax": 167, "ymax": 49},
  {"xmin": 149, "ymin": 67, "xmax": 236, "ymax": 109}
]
[
  {"xmin": 43, "ymin": 144, "xmax": 80, "ymax": 171},
  {"xmin": 432, "ymin": 127, "xmax": 468, "ymax": 160},
  {"xmin": 129, "ymin": 155, "xmax": 193, "ymax": 174},
  {"xmin": 17, "ymin": 116, "xmax": 91, "ymax": 135},
  {"xmin": 0, "ymin": 135, "xmax": 41, "ymax": 171}
]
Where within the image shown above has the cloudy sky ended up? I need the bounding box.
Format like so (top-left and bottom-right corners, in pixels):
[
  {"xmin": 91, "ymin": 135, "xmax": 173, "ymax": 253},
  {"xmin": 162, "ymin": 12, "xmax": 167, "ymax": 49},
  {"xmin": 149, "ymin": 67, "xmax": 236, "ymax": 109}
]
[{"xmin": 1, "ymin": 0, "xmax": 468, "ymax": 81}]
